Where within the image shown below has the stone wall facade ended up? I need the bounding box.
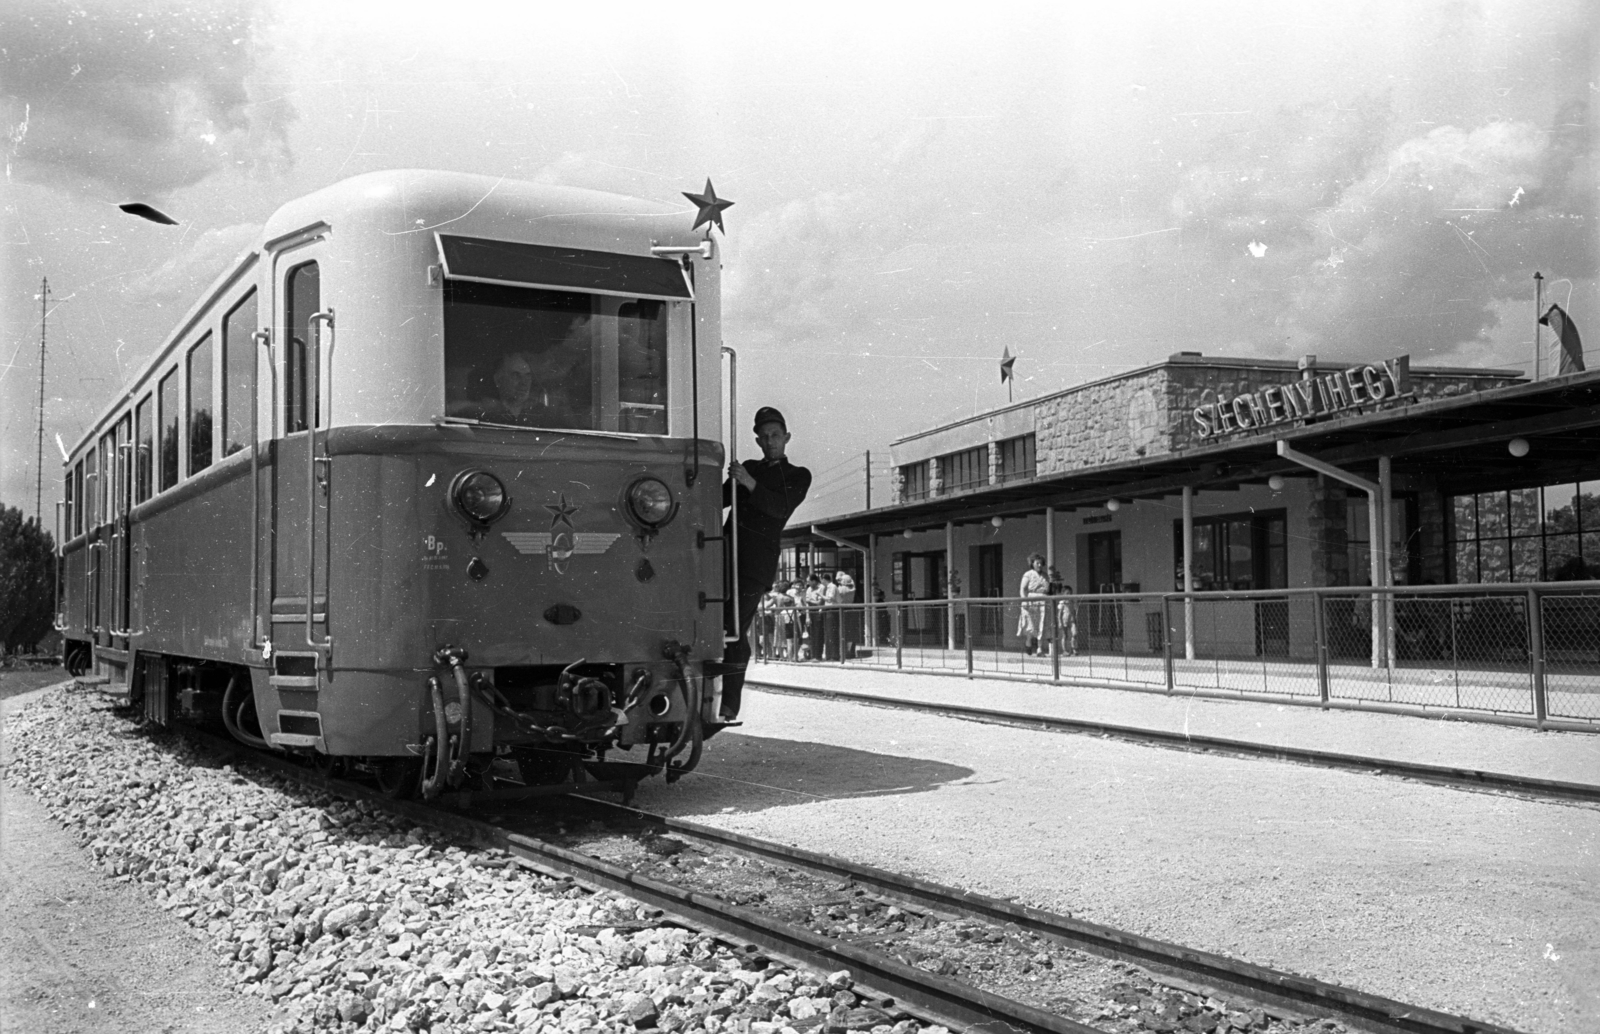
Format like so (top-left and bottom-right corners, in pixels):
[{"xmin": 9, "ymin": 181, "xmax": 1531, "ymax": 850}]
[{"xmin": 893, "ymin": 354, "xmax": 1523, "ymax": 503}]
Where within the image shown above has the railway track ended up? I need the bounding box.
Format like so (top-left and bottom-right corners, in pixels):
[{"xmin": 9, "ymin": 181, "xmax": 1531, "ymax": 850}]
[
  {"xmin": 748, "ymin": 678, "xmax": 1600, "ymax": 806},
  {"xmin": 169, "ymin": 717, "xmax": 1525, "ymax": 1034}
]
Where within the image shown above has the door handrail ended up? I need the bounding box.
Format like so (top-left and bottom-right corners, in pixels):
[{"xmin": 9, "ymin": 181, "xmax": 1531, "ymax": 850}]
[{"xmin": 305, "ymin": 309, "xmax": 334, "ymax": 656}]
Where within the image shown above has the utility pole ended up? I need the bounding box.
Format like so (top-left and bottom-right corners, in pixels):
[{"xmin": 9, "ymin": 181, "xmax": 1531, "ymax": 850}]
[
  {"xmin": 864, "ymin": 449, "xmax": 872, "ymax": 510},
  {"xmin": 35, "ymin": 277, "xmax": 49, "ymax": 526}
]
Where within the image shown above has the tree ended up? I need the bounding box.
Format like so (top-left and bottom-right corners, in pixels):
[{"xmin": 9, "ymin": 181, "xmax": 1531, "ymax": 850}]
[{"xmin": 0, "ymin": 504, "xmax": 56, "ymax": 654}]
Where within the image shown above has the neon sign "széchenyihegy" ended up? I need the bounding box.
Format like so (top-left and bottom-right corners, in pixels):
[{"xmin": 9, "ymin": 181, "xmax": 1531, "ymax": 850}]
[{"xmin": 1192, "ymin": 356, "xmax": 1414, "ymax": 439}]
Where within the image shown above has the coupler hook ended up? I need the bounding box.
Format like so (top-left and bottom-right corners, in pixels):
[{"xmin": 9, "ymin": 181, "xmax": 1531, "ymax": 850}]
[{"xmin": 432, "ymin": 645, "xmax": 473, "ymax": 788}]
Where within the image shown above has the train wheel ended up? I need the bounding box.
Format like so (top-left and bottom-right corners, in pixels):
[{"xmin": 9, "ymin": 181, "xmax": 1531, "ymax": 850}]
[{"xmin": 373, "ymin": 756, "xmax": 422, "ymax": 799}]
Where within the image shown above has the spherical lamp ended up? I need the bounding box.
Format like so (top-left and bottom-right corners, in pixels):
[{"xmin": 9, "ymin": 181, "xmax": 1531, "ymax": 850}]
[
  {"xmin": 1105, "ymin": 498, "xmax": 1121, "ymax": 513},
  {"xmin": 990, "ymin": 516, "xmax": 1004, "ymax": 528},
  {"xmin": 1508, "ymin": 438, "xmax": 1530, "ymax": 458},
  {"xmin": 1268, "ymin": 474, "xmax": 1285, "ymax": 491},
  {"xmin": 902, "ymin": 528, "xmax": 913, "ymax": 539}
]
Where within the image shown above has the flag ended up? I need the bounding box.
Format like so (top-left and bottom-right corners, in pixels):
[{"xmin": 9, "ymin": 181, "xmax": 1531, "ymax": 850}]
[
  {"xmin": 1000, "ymin": 347, "xmax": 1015, "ymax": 383},
  {"xmin": 1540, "ymin": 304, "xmax": 1586, "ymax": 374}
]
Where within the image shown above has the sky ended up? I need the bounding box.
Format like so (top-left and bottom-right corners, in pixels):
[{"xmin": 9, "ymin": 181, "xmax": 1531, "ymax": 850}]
[{"xmin": 2, "ymin": 0, "xmax": 1595, "ymax": 528}]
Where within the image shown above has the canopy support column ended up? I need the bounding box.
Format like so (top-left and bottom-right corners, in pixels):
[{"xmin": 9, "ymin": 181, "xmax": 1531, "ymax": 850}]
[
  {"xmin": 946, "ymin": 521, "xmax": 957, "ymax": 651},
  {"xmin": 1182, "ymin": 485, "xmax": 1195, "ymax": 661},
  {"xmin": 1277, "ymin": 441, "xmax": 1386, "ymax": 669}
]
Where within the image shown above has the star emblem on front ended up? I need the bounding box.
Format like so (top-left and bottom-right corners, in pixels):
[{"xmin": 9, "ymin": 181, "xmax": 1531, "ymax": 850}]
[{"xmin": 544, "ymin": 494, "xmax": 579, "ymax": 529}]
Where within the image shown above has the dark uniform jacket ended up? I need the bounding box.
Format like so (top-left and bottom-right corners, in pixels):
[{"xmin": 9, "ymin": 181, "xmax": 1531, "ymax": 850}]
[{"xmin": 723, "ymin": 457, "xmax": 812, "ymax": 589}]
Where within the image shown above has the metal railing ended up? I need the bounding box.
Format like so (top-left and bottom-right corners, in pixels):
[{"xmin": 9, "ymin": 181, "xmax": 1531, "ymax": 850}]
[{"xmin": 750, "ymin": 582, "xmax": 1600, "ymax": 729}]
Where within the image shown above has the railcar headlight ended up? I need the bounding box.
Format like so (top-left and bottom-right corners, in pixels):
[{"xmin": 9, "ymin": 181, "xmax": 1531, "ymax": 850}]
[
  {"xmin": 625, "ymin": 476, "xmax": 677, "ymax": 529},
  {"xmin": 450, "ymin": 469, "xmax": 511, "ymax": 526}
]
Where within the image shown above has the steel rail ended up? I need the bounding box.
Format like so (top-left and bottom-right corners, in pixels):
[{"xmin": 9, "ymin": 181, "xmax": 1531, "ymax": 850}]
[
  {"xmin": 578, "ymin": 800, "xmax": 1525, "ymax": 1034},
  {"xmin": 747, "ymin": 679, "xmax": 1600, "ymax": 806},
  {"xmin": 161, "ymin": 713, "xmax": 1531, "ymax": 1034},
  {"xmin": 168, "ymin": 725, "xmax": 1094, "ymax": 1034}
]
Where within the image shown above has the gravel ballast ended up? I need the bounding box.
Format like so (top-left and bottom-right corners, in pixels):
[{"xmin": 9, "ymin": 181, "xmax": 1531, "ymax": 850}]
[
  {"xmin": 2, "ymin": 689, "xmax": 949, "ymax": 1034},
  {"xmin": 626, "ymin": 689, "xmax": 1600, "ymax": 1034}
]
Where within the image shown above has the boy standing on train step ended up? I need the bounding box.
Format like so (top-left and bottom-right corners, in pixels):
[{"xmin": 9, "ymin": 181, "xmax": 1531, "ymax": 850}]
[{"xmin": 718, "ymin": 406, "xmax": 811, "ymax": 722}]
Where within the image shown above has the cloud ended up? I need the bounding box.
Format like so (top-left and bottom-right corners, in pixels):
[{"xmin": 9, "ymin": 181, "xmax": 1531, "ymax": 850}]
[
  {"xmin": 1170, "ymin": 97, "xmax": 1595, "ymax": 361},
  {"xmin": 1, "ymin": 0, "xmax": 293, "ymax": 197},
  {"xmin": 123, "ymin": 221, "xmax": 260, "ymax": 304}
]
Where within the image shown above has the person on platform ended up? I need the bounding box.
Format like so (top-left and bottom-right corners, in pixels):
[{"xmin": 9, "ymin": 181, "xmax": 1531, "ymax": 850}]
[
  {"xmin": 719, "ymin": 407, "xmax": 811, "ymax": 720},
  {"xmin": 1017, "ymin": 552, "xmax": 1050, "ymax": 655},
  {"xmin": 834, "ymin": 569, "xmax": 858, "ymax": 658}
]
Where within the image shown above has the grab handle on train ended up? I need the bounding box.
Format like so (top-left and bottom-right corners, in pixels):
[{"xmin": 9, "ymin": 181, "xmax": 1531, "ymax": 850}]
[
  {"xmin": 305, "ymin": 309, "xmax": 335, "ymax": 655},
  {"xmin": 721, "ymin": 345, "xmax": 738, "ymax": 644}
]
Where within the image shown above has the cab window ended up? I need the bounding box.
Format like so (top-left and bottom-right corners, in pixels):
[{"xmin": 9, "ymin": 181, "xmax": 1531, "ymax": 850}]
[{"xmin": 442, "ymin": 280, "xmax": 671, "ymax": 434}]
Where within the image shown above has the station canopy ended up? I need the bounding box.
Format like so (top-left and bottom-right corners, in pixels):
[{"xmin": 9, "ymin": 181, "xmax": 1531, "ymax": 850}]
[{"xmin": 789, "ymin": 369, "xmax": 1600, "ymax": 544}]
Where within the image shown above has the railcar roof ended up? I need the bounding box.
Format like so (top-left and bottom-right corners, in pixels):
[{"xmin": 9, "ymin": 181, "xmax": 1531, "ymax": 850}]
[{"xmin": 66, "ymin": 170, "xmax": 706, "ymax": 460}]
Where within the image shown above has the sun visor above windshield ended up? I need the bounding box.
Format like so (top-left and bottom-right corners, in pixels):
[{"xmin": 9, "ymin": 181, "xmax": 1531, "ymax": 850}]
[{"xmin": 435, "ymin": 234, "xmax": 694, "ymax": 301}]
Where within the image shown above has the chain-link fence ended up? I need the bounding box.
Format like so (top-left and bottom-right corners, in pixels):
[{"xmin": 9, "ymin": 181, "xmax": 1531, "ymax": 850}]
[{"xmin": 754, "ymin": 582, "xmax": 1600, "ymax": 727}]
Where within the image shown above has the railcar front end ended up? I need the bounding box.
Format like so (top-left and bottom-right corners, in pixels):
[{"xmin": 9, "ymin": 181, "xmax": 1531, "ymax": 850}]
[{"xmin": 56, "ymin": 170, "xmax": 732, "ymax": 797}]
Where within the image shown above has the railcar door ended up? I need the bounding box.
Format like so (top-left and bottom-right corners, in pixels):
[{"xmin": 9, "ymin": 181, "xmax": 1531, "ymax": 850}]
[
  {"xmin": 91, "ymin": 429, "xmax": 114, "ymax": 649},
  {"xmin": 270, "ymin": 253, "xmax": 332, "ymax": 660},
  {"xmin": 108, "ymin": 413, "xmax": 133, "ymax": 651}
]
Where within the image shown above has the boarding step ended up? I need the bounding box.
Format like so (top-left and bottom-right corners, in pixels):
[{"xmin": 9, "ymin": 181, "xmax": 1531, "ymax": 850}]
[{"xmin": 268, "ymin": 674, "xmax": 320, "ymax": 689}]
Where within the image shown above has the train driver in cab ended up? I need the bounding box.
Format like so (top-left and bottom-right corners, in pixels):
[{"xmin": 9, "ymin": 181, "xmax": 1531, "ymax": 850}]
[
  {"xmin": 475, "ymin": 350, "xmax": 578, "ymax": 428},
  {"xmin": 718, "ymin": 406, "xmax": 811, "ymax": 722}
]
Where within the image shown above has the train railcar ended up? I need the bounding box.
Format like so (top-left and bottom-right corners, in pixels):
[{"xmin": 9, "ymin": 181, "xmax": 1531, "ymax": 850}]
[{"xmin": 57, "ymin": 169, "xmax": 731, "ymax": 796}]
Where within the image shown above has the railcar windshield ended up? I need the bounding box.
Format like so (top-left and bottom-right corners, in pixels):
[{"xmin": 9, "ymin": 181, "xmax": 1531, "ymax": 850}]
[{"xmin": 443, "ymin": 279, "xmax": 670, "ymax": 434}]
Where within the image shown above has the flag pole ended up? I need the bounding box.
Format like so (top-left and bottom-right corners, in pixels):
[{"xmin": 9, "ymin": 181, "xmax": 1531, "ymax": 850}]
[{"xmin": 1534, "ymin": 271, "xmax": 1543, "ymax": 381}]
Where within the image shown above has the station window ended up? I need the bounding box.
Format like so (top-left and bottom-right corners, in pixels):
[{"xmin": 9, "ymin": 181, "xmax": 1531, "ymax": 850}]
[
  {"xmin": 222, "ymin": 290, "xmax": 257, "ymax": 456},
  {"xmin": 285, "ymin": 262, "xmax": 320, "ymax": 435},
  {"xmin": 188, "ymin": 334, "xmax": 214, "ymax": 476},
  {"xmin": 1449, "ymin": 482, "xmax": 1600, "ymax": 582},
  {"xmin": 900, "ymin": 463, "xmax": 929, "ymax": 503},
  {"xmin": 159, "ymin": 368, "xmax": 180, "ymax": 491},
  {"xmin": 1172, "ymin": 510, "xmax": 1287, "ymax": 591},
  {"xmin": 937, "ymin": 447, "xmax": 987, "ymax": 494},
  {"xmin": 997, "ymin": 434, "xmax": 1036, "ymax": 484},
  {"xmin": 134, "ymin": 394, "xmax": 153, "ymax": 503},
  {"xmin": 442, "ymin": 280, "xmax": 673, "ymax": 434}
]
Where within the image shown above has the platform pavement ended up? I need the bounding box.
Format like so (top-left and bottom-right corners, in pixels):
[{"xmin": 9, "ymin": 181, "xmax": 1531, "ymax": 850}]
[{"xmin": 744, "ymin": 659, "xmax": 1600, "ymax": 789}]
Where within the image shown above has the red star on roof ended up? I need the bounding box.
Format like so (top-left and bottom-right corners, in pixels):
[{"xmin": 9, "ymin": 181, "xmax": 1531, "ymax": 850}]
[{"xmin": 682, "ymin": 179, "xmax": 734, "ymax": 234}]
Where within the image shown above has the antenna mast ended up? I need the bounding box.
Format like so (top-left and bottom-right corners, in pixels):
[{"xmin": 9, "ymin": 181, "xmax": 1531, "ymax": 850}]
[{"xmin": 35, "ymin": 277, "xmax": 50, "ymax": 526}]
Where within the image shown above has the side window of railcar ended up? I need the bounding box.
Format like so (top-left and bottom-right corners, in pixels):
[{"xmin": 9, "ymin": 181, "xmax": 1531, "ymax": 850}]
[
  {"xmin": 285, "ymin": 263, "xmax": 320, "ymax": 434},
  {"xmin": 84, "ymin": 449, "xmax": 97, "ymax": 529},
  {"xmin": 115, "ymin": 415, "xmax": 132, "ymax": 515},
  {"xmin": 222, "ymin": 290, "xmax": 256, "ymax": 455},
  {"xmin": 442, "ymin": 280, "xmax": 672, "ymax": 434},
  {"xmin": 72, "ymin": 461, "xmax": 84, "ymax": 536},
  {"xmin": 159, "ymin": 368, "xmax": 180, "ymax": 491},
  {"xmin": 188, "ymin": 334, "xmax": 214, "ymax": 476},
  {"xmin": 98, "ymin": 432, "xmax": 114, "ymax": 525},
  {"xmin": 64, "ymin": 466, "xmax": 75, "ymax": 539},
  {"xmin": 134, "ymin": 394, "xmax": 153, "ymax": 503}
]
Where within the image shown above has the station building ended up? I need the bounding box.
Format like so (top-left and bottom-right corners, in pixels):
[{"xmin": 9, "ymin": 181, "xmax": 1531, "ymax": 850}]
[{"xmin": 781, "ymin": 351, "xmax": 1600, "ymax": 660}]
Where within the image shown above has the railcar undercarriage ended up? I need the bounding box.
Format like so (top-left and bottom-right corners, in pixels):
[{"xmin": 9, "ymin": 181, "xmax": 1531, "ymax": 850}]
[{"xmin": 126, "ymin": 642, "xmax": 712, "ymax": 805}]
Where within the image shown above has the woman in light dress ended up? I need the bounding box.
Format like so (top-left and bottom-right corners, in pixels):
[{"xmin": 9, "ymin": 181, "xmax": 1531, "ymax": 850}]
[{"xmin": 1016, "ymin": 553, "xmax": 1050, "ymax": 655}]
